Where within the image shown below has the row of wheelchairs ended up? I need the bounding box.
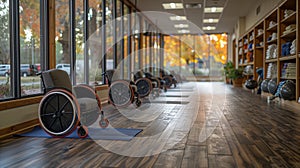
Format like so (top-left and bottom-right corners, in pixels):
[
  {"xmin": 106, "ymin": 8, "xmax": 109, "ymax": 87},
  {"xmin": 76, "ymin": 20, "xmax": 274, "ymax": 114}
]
[{"xmin": 37, "ymin": 68, "xmax": 180, "ymax": 138}]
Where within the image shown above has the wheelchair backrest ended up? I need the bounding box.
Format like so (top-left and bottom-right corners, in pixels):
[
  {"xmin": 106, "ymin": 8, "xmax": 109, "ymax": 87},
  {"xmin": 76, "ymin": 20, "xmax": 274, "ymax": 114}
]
[
  {"xmin": 105, "ymin": 69, "xmax": 115, "ymax": 85},
  {"xmin": 41, "ymin": 69, "xmax": 72, "ymax": 92}
]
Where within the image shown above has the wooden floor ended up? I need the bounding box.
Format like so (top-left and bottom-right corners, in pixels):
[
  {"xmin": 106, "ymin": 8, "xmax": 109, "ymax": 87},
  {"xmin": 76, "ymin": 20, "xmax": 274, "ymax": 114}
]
[{"xmin": 0, "ymin": 82, "xmax": 299, "ymax": 168}]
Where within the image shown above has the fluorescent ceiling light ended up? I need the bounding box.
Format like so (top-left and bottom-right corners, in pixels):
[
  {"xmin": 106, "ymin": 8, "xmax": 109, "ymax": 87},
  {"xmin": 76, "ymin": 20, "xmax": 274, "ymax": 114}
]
[
  {"xmin": 174, "ymin": 24, "xmax": 189, "ymax": 28},
  {"xmin": 178, "ymin": 29, "xmax": 190, "ymax": 33},
  {"xmin": 162, "ymin": 3, "xmax": 183, "ymax": 9},
  {"xmin": 203, "ymin": 18, "xmax": 219, "ymax": 23},
  {"xmin": 170, "ymin": 16, "xmax": 187, "ymax": 21},
  {"xmin": 204, "ymin": 7, "xmax": 223, "ymax": 13},
  {"xmin": 203, "ymin": 26, "xmax": 216, "ymax": 30}
]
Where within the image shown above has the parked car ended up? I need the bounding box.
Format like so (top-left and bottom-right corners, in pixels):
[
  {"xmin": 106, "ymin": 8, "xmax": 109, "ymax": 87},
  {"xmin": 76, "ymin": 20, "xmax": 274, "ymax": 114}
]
[
  {"xmin": 0, "ymin": 64, "xmax": 10, "ymax": 77},
  {"xmin": 20, "ymin": 64, "xmax": 38, "ymax": 77},
  {"xmin": 56, "ymin": 64, "xmax": 70, "ymax": 75}
]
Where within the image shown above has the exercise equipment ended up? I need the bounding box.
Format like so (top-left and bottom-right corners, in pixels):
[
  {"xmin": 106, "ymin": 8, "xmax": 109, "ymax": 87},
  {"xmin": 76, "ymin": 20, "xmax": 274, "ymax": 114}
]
[
  {"xmin": 280, "ymin": 80, "xmax": 296, "ymax": 100},
  {"xmin": 103, "ymin": 69, "xmax": 141, "ymax": 107},
  {"xmin": 261, "ymin": 79, "xmax": 270, "ymax": 93},
  {"xmin": 245, "ymin": 79, "xmax": 258, "ymax": 90},
  {"xmin": 38, "ymin": 69, "xmax": 108, "ymax": 138},
  {"xmin": 268, "ymin": 78, "xmax": 277, "ymax": 95}
]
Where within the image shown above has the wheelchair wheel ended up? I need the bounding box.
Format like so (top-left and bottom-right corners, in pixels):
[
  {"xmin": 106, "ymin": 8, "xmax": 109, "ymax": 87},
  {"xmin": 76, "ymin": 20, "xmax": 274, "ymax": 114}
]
[
  {"xmin": 77, "ymin": 125, "xmax": 88, "ymax": 138},
  {"xmin": 38, "ymin": 89, "xmax": 80, "ymax": 137},
  {"xmin": 136, "ymin": 78, "xmax": 152, "ymax": 98},
  {"xmin": 163, "ymin": 76, "xmax": 173, "ymax": 88},
  {"xmin": 109, "ymin": 81, "xmax": 134, "ymax": 107}
]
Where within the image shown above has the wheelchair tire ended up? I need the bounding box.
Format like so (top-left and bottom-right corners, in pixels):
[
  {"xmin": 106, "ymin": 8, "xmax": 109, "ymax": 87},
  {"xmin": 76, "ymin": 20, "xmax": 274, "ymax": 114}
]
[
  {"xmin": 136, "ymin": 78, "xmax": 152, "ymax": 98},
  {"xmin": 99, "ymin": 118, "xmax": 109, "ymax": 128},
  {"xmin": 163, "ymin": 76, "xmax": 173, "ymax": 88},
  {"xmin": 77, "ymin": 125, "xmax": 88, "ymax": 138},
  {"xmin": 109, "ymin": 81, "xmax": 134, "ymax": 107},
  {"xmin": 38, "ymin": 89, "xmax": 80, "ymax": 137}
]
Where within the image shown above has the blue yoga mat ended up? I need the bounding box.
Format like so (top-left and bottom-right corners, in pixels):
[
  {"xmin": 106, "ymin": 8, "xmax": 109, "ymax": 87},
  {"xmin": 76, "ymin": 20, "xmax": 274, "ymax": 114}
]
[{"xmin": 16, "ymin": 126, "xmax": 142, "ymax": 141}]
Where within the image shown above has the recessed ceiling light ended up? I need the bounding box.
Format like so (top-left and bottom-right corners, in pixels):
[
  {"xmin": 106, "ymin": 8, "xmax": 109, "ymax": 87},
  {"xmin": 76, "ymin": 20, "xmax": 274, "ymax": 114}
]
[
  {"xmin": 185, "ymin": 3, "xmax": 202, "ymax": 8},
  {"xmin": 178, "ymin": 29, "xmax": 190, "ymax": 33},
  {"xmin": 170, "ymin": 16, "xmax": 187, "ymax": 21},
  {"xmin": 174, "ymin": 24, "xmax": 189, "ymax": 28},
  {"xmin": 203, "ymin": 26, "xmax": 216, "ymax": 30},
  {"xmin": 204, "ymin": 7, "xmax": 223, "ymax": 13},
  {"xmin": 162, "ymin": 3, "xmax": 183, "ymax": 9},
  {"xmin": 203, "ymin": 18, "xmax": 219, "ymax": 23}
]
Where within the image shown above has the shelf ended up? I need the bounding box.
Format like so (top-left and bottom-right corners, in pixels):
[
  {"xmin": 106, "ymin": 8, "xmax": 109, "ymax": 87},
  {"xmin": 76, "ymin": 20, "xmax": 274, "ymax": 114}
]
[
  {"xmin": 265, "ymin": 58, "xmax": 277, "ymax": 63},
  {"xmin": 279, "ymin": 55, "xmax": 297, "ymax": 61},
  {"xmin": 255, "ymin": 46, "xmax": 264, "ymax": 49},
  {"xmin": 247, "ymin": 62, "xmax": 254, "ymax": 65},
  {"xmin": 267, "ymin": 24, "xmax": 278, "ymax": 31},
  {"xmin": 267, "ymin": 38, "xmax": 277, "ymax": 44},
  {"xmin": 238, "ymin": 63, "xmax": 247, "ymax": 66},
  {"xmin": 281, "ymin": 12, "xmax": 296, "ymax": 24},
  {"xmin": 281, "ymin": 30, "xmax": 296, "ymax": 39},
  {"xmin": 256, "ymin": 33, "xmax": 264, "ymax": 39},
  {"xmin": 280, "ymin": 77, "xmax": 297, "ymax": 80}
]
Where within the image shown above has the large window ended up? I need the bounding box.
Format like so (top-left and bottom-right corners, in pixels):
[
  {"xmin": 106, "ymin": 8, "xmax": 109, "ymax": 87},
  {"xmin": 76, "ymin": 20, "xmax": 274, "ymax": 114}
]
[
  {"xmin": 164, "ymin": 34, "xmax": 228, "ymax": 77},
  {"xmin": 0, "ymin": 0, "xmax": 10, "ymax": 99}
]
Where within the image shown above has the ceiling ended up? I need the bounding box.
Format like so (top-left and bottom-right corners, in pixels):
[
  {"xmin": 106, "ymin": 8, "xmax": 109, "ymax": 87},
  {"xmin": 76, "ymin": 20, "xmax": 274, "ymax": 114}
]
[{"xmin": 132, "ymin": 0, "xmax": 260, "ymax": 34}]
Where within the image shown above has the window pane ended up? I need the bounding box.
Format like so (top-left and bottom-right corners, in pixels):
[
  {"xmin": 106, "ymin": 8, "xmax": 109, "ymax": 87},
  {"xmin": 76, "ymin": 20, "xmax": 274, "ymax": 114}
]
[
  {"xmin": 106, "ymin": 0, "xmax": 113, "ymax": 70},
  {"xmin": 123, "ymin": 4, "xmax": 129, "ymax": 79},
  {"xmin": 75, "ymin": 0, "xmax": 84, "ymax": 84},
  {"xmin": 55, "ymin": 0, "xmax": 70, "ymax": 76},
  {"xmin": 86, "ymin": 0, "xmax": 103, "ymax": 84},
  {"xmin": 0, "ymin": 0, "xmax": 11, "ymax": 99},
  {"xmin": 19, "ymin": 0, "xmax": 41, "ymax": 96}
]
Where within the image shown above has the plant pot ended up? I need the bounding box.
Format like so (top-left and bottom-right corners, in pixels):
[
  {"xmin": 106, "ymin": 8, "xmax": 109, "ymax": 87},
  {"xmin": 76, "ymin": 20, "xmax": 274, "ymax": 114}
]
[
  {"xmin": 232, "ymin": 78, "xmax": 243, "ymax": 87},
  {"xmin": 225, "ymin": 77, "xmax": 231, "ymax": 84}
]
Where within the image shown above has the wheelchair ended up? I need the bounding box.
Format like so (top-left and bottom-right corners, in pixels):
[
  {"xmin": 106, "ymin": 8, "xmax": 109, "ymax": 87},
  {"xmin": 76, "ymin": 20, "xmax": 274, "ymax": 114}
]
[
  {"xmin": 38, "ymin": 69, "xmax": 109, "ymax": 138},
  {"xmin": 103, "ymin": 69, "xmax": 142, "ymax": 107},
  {"xmin": 143, "ymin": 71, "xmax": 167, "ymax": 92},
  {"xmin": 134, "ymin": 70, "xmax": 160, "ymax": 98},
  {"xmin": 160, "ymin": 70, "xmax": 177, "ymax": 89}
]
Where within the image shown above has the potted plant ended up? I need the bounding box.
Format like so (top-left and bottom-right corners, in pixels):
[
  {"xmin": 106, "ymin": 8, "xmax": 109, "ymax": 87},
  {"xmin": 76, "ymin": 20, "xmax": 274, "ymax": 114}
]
[
  {"xmin": 227, "ymin": 67, "xmax": 244, "ymax": 87},
  {"xmin": 224, "ymin": 61, "xmax": 234, "ymax": 84}
]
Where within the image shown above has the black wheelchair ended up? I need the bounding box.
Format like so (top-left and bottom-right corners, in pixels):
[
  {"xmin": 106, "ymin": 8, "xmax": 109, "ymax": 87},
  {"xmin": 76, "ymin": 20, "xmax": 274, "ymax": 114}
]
[
  {"xmin": 134, "ymin": 70, "xmax": 160, "ymax": 97},
  {"xmin": 38, "ymin": 69, "xmax": 109, "ymax": 138},
  {"xmin": 161, "ymin": 70, "xmax": 177, "ymax": 89},
  {"xmin": 103, "ymin": 69, "xmax": 142, "ymax": 107}
]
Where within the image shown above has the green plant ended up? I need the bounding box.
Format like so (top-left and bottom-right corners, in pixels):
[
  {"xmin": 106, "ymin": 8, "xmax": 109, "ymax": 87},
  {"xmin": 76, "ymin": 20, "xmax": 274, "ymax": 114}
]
[
  {"xmin": 224, "ymin": 61, "xmax": 234, "ymax": 77},
  {"xmin": 227, "ymin": 67, "xmax": 244, "ymax": 80}
]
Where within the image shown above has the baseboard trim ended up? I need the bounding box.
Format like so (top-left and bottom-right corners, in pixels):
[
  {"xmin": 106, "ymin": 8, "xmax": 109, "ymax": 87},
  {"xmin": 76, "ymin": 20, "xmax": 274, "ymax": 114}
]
[{"xmin": 0, "ymin": 119, "xmax": 39, "ymax": 139}]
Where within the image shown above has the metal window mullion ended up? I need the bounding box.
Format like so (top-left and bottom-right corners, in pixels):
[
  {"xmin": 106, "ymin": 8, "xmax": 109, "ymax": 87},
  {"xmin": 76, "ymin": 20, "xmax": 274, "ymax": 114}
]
[
  {"xmin": 70, "ymin": 0, "xmax": 76, "ymax": 85},
  {"xmin": 127, "ymin": 7, "xmax": 131, "ymax": 79},
  {"xmin": 149, "ymin": 32, "xmax": 152, "ymax": 73},
  {"xmin": 40, "ymin": 0, "xmax": 49, "ymax": 71},
  {"xmin": 11, "ymin": 0, "xmax": 21, "ymax": 98},
  {"xmin": 160, "ymin": 34, "xmax": 164, "ymax": 69},
  {"xmin": 120, "ymin": 1, "xmax": 124, "ymax": 78},
  {"xmin": 83, "ymin": 0, "xmax": 89, "ymax": 84},
  {"xmin": 102, "ymin": 0, "xmax": 106, "ymax": 84},
  {"xmin": 113, "ymin": 0, "xmax": 117, "ymax": 69}
]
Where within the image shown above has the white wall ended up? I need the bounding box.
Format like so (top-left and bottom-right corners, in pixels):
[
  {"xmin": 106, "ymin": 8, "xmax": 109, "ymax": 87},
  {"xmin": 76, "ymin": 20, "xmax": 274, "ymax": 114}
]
[
  {"xmin": 244, "ymin": 0, "xmax": 283, "ymax": 31},
  {"xmin": 0, "ymin": 104, "xmax": 38, "ymax": 129}
]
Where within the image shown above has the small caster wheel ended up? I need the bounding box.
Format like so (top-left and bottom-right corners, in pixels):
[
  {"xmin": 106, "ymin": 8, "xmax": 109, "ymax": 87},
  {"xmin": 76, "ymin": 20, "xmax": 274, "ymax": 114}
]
[
  {"xmin": 99, "ymin": 118, "xmax": 109, "ymax": 128},
  {"xmin": 77, "ymin": 126, "xmax": 88, "ymax": 138},
  {"xmin": 174, "ymin": 83, "xmax": 177, "ymax": 88},
  {"xmin": 136, "ymin": 99, "xmax": 141, "ymax": 107},
  {"xmin": 164, "ymin": 87, "xmax": 167, "ymax": 92}
]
